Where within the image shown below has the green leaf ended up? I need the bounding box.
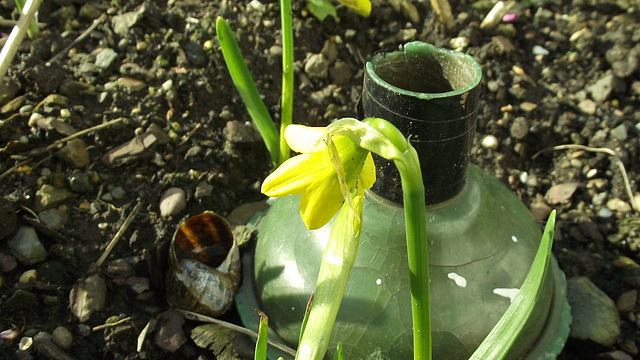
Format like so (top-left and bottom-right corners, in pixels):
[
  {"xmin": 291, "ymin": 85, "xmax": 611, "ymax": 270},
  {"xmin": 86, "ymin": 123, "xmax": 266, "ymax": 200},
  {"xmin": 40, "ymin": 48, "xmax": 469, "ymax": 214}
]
[
  {"xmin": 255, "ymin": 311, "xmax": 269, "ymax": 360},
  {"xmin": 306, "ymin": 0, "xmax": 338, "ymax": 21},
  {"xmin": 335, "ymin": 341, "xmax": 344, "ymax": 360},
  {"xmin": 14, "ymin": 0, "xmax": 40, "ymax": 39},
  {"xmin": 469, "ymin": 210, "xmax": 557, "ymax": 360},
  {"xmin": 279, "ymin": 0, "xmax": 293, "ymax": 164},
  {"xmin": 215, "ymin": 17, "xmax": 280, "ymax": 166}
]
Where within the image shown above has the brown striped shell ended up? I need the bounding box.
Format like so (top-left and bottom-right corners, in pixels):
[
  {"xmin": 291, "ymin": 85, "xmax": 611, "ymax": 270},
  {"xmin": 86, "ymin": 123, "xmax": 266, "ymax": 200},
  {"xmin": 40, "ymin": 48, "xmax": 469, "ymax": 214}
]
[{"xmin": 165, "ymin": 211, "xmax": 240, "ymax": 317}]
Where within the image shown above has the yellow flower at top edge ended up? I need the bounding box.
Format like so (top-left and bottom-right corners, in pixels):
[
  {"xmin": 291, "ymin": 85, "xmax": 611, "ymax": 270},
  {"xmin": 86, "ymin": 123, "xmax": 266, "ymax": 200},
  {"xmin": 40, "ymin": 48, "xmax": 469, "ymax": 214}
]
[
  {"xmin": 261, "ymin": 125, "xmax": 375, "ymax": 230},
  {"xmin": 337, "ymin": 0, "xmax": 371, "ymax": 17}
]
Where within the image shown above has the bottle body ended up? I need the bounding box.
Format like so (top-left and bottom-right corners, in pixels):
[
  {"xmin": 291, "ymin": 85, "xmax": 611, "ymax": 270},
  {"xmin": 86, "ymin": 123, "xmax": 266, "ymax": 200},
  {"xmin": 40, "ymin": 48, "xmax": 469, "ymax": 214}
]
[{"xmin": 252, "ymin": 164, "xmax": 560, "ymax": 360}]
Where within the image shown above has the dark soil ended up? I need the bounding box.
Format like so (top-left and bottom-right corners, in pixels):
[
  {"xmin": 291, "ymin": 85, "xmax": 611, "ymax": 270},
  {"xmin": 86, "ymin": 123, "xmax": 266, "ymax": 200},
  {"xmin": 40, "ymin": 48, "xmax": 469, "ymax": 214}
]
[{"xmin": 0, "ymin": 0, "xmax": 639, "ymax": 359}]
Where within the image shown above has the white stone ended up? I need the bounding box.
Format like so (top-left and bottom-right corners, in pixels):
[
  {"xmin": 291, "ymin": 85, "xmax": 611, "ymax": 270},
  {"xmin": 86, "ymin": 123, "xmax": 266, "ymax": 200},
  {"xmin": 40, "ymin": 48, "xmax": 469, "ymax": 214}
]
[
  {"xmin": 481, "ymin": 135, "xmax": 498, "ymax": 149},
  {"xmin": 159, "ymin": 187, "xmax": 187, "ymax": 217}
]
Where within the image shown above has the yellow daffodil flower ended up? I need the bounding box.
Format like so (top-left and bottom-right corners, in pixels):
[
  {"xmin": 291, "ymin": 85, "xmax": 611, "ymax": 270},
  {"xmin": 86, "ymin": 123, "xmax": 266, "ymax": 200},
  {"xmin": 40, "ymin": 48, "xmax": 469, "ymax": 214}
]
[
  {"xmin": 337, "ymin": 0, "xmax": 371, "ymax": 17},
  {"xmin": 261, "ymin": 124, "xmax": 375, "ymax": 230}
]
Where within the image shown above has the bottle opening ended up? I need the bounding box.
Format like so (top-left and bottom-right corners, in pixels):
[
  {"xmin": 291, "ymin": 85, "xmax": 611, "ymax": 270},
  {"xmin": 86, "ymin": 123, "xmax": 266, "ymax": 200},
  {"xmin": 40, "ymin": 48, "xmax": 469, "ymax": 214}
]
[{"xmin": 367, "ymin": 42, "xmax": 482, "ymax": 100}]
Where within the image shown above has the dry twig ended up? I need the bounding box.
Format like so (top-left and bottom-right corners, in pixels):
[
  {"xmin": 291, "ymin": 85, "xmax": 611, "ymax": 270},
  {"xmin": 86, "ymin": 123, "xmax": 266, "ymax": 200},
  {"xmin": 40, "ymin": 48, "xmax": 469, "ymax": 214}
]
[
  {"xmin": 46, "ymin": 13, "xmax": 107, "ymax": 65},
  {"xmin": 534, "ymin": 144, "xmax": 639, "ymax": 213},
  {"xmin": 0, "ymin": 118, "xmax": 124, "ymax": 181},
  {"xmin": 93, "ymin": 316, "xmax": 134, "ymax": 331},
  {"xmin": 40, "ymin": 117, "xmax": 126, "ymax": 154},
  {"xmin": 90, "ymin": 199, "xmax": 144, "ymax": 273}
]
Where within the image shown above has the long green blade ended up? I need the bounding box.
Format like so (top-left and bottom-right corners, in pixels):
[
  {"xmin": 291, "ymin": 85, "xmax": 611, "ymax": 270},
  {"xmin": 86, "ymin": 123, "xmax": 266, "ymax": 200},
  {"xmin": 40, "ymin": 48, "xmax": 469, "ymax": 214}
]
[
  {"xmin": 216, "ymin": 17, "xmax": 280, "ymax": 166},
  {"xmin": 335, "ymin": 341, "xmax": 344, "ymax": 360},
  {"xmin": 255, "ymin": 311, "xmax": 269, "ymax": 360},
  {"xmin": 469, "ymin": 210, "xmax": 557, "ymax": 360},
  {"xmin": 14, "ymin": 0, "xmax": 40, "ymax": 38},
  {"xmin": 279, "ymin": 0, "xmax": 293, "ymax": 164}
]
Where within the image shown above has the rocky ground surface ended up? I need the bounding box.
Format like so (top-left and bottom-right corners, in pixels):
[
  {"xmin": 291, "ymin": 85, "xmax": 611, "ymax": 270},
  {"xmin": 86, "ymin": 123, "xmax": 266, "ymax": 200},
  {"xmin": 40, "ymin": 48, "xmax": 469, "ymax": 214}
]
[{"xmin": 0, "ymin": 0, "xmax": 639, "ymax": 359}]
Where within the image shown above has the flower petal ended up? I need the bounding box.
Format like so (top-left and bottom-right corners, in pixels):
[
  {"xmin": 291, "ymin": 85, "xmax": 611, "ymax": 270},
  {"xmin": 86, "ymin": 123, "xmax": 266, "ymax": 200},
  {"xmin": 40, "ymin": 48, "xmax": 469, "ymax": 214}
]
[
  {"xmin": 300, "ymin": 175, "xmax": 344, "ymax": 230},
  {"xmin": 284, "ymin": 125, "xmax": 326, "ymax": 153},
  {"xmin": 360, "ymin": 152, "xmax": 376, "ymax": 189},
  {"xmin": 261, "ymin": 152, "xmax": 332, "ymax": 197},
  {"xmin": 336, "ymin": 0, "xmax": 371, "ymax": 16}
]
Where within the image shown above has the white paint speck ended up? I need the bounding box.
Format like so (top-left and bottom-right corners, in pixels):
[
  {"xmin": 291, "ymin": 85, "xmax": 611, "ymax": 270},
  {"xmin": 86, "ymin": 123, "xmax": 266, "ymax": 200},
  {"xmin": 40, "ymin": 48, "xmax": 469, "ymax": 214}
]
[
  {"xmin": 376, "ymin": 278, "xmax": 382, "ymax": 285},
  {"xmin": 447, "ymin": 273, "xmax": 467, "ymax": 288},
  {"xmin": 493, "ymin": 288, "xmax": 520, "ymax": 303},
  {"xmin": 511, "ymin": 235, "xmax": 519, "ymax": 243}
]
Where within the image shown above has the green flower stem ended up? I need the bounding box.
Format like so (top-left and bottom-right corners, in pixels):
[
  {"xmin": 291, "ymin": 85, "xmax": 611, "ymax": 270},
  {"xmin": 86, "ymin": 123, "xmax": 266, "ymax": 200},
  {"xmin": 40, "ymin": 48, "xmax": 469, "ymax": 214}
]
[
  {"xmin": 279, "ymin": 0, "xmax": 293, "ymax": 163},
  {"xmin": 296, "ymin": 195, "xmax": 363, "ymax": 360},
  {"xmin": 394, "ymin": 146, "xmax": 432, "ymax": 360},
  {"xmin": 360, "ymin": 117, "xmax": 431, "ymax": 360},
  {"xmin": 216, "ymin": 17, "xmax": 281, "ymax": 166}
]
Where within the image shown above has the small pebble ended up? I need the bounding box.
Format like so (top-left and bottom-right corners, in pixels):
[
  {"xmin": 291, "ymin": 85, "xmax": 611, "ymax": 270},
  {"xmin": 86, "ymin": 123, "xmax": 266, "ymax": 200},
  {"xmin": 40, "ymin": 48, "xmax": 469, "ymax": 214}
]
[
  {"xmin": 481, "ymin": 135, "xmax": 499, "ymax": 149},
  {"xmin": 598, "ymin": 208, "xmax": 613, "ymax": 219},
  {"xmin": 578, "ymin": 99, "xmax": 597, "ymax": 115},
  {"xmin": 77, "ymin": 324, "xmax": 91, "ymax": 337},
  {"xmin": 610, "ymin": 124, "xmax": 628, "ymax": 141},
  {"xmin": 0, "ymin": 328, "xmax": 19, "ymax": 340},
  {"xmin": 110, "ymin": 186, "xmax": 126, "ymax": 200},
  {"xmin": 607, "ymin": 198, "xmax": 631, "ymax": 213},
  {"xmin": 159, "ymin": 187, "xmax": 187, "ymax": 218},
  {"xmin": 126, "ymin": 277, "xmax": 150, "ymax": 294},
  {"xmin": 519, "ymin": 172, "xmax": 528, "ymax": 184},
  {"xmin": 450, "ymin": 37, "xmax": 469, "ymax": 51},
  {"xmin": 28, "ymin": 112, "xmax": 44, "ymax": 127},
  {"xmin": 19, "ymin": 336, "xmax": 33, "ymax": 351},
  {"xmin": 60, "ymin": 108, "xmax": 71, "ymax": 118},
  {"xmin": 546, "ymin": 183, "xmax": 579, "ymax": 204},
  {"xmin": 56, "ymin": 138, "xmax": 90, "ymax": 169},
  {"xmin": 617, "ymin": 290, "xmax": 637, "ymax": 312},
  {"xmin": 19, "ymin": 105, "xmax": 33, "ymax": 114},
  {"xmin": 0, "ymin": 253, "xmax": 18, "ymax": 272},
  {"xmin": 67, "ymin": 172, "xmax": 93, "ymax": 193},
  {"xmin": 69, "ymin": 274, "xmax": 107, "ymax": 322},
  {"xmin": 592, "ymin": 192, "xmax": 607, "ymax": 206},
  {"xmin": 532, "ymin": 45, "xmax": 549, "ymax": 56},
  {"xmin": 8, "ymin": 226, "xmax": 48, "ymax": 265},
  {"xmin": 162, "ymin": 79, "xmax": 173, "ymax": 91},
  {"xmin": 519, "ymin": 102, "xmax": 538, "ymax": 112},
  {"xmin": 586, "ymin": 168, "xmax": 598, "ymax": 178},
  {"xmin": 51, "ymin": 326, "xmax": 73, "ymax": 350},
  {"xmin": 19, "ymin": 269, "xmax": 37, "ymax": 283},
  {"xmin": 38, "ymin": 208, "xmax": 66, "ymax": 230}
]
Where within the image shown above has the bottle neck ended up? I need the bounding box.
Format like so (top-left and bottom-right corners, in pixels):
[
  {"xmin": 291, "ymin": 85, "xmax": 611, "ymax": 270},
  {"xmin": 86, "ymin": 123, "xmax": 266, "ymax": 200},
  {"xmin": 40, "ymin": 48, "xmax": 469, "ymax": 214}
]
[{"xmin": 358, "ymin": 42, "xmax": 482, "ymax": 205}]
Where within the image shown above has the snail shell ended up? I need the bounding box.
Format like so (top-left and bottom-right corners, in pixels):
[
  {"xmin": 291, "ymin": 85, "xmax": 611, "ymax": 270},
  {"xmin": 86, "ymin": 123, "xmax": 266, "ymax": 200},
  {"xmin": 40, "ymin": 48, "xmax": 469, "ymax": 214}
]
[{"xmin": 166, "ymin": 211, "xmax": 240, "ymax": 317}]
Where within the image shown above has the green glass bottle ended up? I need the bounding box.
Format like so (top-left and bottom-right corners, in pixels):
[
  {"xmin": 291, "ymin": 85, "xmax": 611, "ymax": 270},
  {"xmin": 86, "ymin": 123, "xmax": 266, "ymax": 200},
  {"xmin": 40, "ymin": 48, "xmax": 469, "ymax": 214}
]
[{"xmin": 237, "ymin": 42, "xmax": 570, "ymax": 360}]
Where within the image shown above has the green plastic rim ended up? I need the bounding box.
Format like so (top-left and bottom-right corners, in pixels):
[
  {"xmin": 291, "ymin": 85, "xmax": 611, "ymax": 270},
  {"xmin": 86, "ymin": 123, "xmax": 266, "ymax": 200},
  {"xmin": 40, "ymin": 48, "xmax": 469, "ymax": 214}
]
[{"xmin": 366, "ymin": 41, "xmax": 482, "ymax": 100}]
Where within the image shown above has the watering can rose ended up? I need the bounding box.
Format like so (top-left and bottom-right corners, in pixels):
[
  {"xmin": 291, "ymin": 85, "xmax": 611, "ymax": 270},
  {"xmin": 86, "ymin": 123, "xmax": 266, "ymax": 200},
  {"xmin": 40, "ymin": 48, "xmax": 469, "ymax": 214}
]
[{"xmin": 261, "ymin": 124, "xmax": 375, "ymax": 230}]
